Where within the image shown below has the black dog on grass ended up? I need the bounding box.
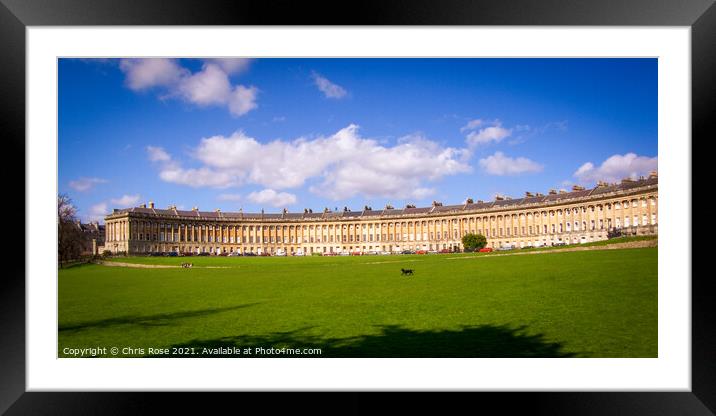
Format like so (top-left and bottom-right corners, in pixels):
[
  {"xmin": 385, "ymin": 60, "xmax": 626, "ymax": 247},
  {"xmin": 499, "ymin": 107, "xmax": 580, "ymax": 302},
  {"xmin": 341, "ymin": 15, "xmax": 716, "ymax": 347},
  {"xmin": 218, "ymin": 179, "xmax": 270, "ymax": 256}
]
[{"xmin": 401, "ymin": 268, "xmax": 414, "ymax": 276}]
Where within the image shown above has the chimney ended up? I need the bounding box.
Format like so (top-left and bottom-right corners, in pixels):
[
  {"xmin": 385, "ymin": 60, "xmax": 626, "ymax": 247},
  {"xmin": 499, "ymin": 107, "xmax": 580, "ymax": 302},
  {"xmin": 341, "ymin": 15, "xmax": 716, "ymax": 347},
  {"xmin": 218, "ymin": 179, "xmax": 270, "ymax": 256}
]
[
  {"xmin": 149, "ymin": 201, "xmax": 154, "ymax": 209},
  {"xmin": 548, "ymin": 189, "xmax": 557, "ymax": 195},
  {"xmin": 559, "ymin": 189, "xmax": 567, "ymax": 194},
  {"xmin": 140, "ymin": 203, "xmax": 146, "ymax": 208},
  {"xmin": 649, "ymin": 171, "xmax": 658, "ymax": 179},
  {"xmin": 597, "ymin": 181, "xmax": 607, "ymax": 187},
  {"xmin": 495, "ymin": 195, "xmax": 504, "ymax": 201},
  {"xmin": 571, "ymin": 185, "xmax": 585, "ymax": 191},
  {"xmin": 525, "ymin": 191, "xmax": 534, "ymax": 198},
  {"xmin": 535, "ymin": 192, "xmax": 544, "ymax": 197},
  {"xmin": 192, "ymin": 206, "xmax": 198, "ymax": 211},
  {"xmin": 621, "ymin": 177, "xmax": 634, "ymax": 184}
]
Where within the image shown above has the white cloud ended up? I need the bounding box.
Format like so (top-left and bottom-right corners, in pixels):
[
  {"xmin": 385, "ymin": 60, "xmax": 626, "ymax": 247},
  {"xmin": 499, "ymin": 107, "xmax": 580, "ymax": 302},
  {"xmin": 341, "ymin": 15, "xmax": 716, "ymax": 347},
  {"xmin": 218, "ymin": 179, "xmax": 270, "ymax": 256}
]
[
  {"xmin": 68, "ymin": 177, "xmax": 107, "ymax": 192},
  {"xmin": 460, "ymin": 119, "xmax": 484, "ymax": 132},
  {"xmin": 574, "ymin": 153, "xmax": 657, "ymax": 183},
  {"xmin": 110, "ymin": 194, "xmax": 141, "ymax": 207},
  {"xmin": 87, "ymin": 202, "xmax": 109, "ymax": 223},
  {"xmin": 119, "ymin": 58, "xmax": 187, "ymax": 91},
  {"xmin": 205, "ymin": 58, "xmax": 252, "ymax": 75},
  {"xmin": 311, "ymin": 71, "xmax": 348, "ymax": 99},
  {"xmin": 175, "ymin": 63, "xmax": 259, "ymax": 116},
  {"xmin": 146, "ymin": 146, "xmax": 171, "ymax": 162},
  {"xmin": 86, "ymin": 194, "xmax": 141, "ymax": 222},
  {"xmin": 247, "ymin": 189, "xmax": 297, "ymax": 207},
  {"xmin": 159, "ymin": 164, "xmax": 237, "ymax": 189},
  {"xmin": 177, "ymin": 63, "xmax": 233, "ymax": 106},
  {"xmin": 461, "ymin": 119, "xmax": 514, "ymax": 147},
  {"xmin": 227, "ymin": 85, "xmax": 259, "ymax": 116},
  {"xmin": 479, "ymin": 151, "xmax": 543, "ymax": 176},
  {"xmin": 466, "ymin": 123, "xmax": 512, "ymax": 147},
  {"xmin": 119, "ymin": 59, "xmax": 258, "ymax": 117},
  {"xmin": 147, "ymin": 125, "xmax": 471, "ymax": 200},
  {"xmin": 217, "ymin": 193, "xmax": 242, "ymax": 202},
  {"xmin": 508, "ymin": 121, "xmax": 568, "ymax": 145}
]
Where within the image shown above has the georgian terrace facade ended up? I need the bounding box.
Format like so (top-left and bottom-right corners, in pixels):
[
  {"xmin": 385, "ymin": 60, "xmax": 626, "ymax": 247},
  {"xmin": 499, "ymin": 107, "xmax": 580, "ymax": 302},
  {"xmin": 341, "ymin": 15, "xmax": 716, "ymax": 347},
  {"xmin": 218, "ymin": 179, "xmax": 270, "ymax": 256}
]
[{"xmin": 103, "ymin": 173, "xmax": 658, "ymax": 255}]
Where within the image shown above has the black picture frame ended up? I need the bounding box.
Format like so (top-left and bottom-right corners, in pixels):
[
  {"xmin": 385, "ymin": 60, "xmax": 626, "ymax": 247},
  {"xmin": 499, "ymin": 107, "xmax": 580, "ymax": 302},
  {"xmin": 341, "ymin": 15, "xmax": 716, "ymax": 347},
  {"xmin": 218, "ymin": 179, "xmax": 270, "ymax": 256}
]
[{"xmin": 2, "ymin": 0, "xmax": 711, "ymax": 413}]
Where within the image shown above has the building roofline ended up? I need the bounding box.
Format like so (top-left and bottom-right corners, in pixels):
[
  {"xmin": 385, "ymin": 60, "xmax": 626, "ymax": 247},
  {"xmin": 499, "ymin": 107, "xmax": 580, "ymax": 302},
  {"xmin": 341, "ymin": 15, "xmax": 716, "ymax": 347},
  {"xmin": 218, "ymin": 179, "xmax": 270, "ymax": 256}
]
[{"xmin": 106, "ymin": 176, "xmax": 657, "ymax": 222}]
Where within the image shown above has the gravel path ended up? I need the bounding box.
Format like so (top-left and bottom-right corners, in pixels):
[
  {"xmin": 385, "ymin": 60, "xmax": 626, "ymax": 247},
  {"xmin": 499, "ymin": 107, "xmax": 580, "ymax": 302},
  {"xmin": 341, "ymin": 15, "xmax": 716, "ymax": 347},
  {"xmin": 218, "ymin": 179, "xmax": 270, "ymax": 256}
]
[{"xmin": 97, "ymin": 261, "xmax": 230, "ymax": 269}]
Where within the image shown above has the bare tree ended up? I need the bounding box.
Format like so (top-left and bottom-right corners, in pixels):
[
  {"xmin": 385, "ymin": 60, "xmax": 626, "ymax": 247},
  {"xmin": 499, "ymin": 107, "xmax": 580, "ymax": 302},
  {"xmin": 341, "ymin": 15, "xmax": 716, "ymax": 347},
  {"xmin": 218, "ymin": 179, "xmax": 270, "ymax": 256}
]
[{"xmin": 58, "ymin": 194, "xmax": 84, "ymax": 266}]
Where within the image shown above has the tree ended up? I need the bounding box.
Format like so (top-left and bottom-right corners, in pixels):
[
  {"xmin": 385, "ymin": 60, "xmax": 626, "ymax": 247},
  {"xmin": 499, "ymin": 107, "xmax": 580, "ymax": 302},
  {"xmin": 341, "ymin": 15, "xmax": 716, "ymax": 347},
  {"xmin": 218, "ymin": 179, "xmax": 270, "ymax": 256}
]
[
  {"xmin": 58, "ymin": 194, "xmax": 84, "ymax": 265},
  {"xmin": 462, "ymin": 233, "xmax": 487, "ymax": 252}
]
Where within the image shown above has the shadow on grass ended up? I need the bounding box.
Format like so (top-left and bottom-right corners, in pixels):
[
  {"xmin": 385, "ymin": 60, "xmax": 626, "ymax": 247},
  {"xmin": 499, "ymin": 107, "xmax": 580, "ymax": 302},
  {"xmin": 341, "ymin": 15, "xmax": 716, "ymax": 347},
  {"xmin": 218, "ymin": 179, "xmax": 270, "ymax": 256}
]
[
  {"xmin": 59, "ymin": 303, "xmax": 261, "ymax": 332},
  {"xmin": 156, "ymin": 324, "xmax": 576, "ymax": 358}
]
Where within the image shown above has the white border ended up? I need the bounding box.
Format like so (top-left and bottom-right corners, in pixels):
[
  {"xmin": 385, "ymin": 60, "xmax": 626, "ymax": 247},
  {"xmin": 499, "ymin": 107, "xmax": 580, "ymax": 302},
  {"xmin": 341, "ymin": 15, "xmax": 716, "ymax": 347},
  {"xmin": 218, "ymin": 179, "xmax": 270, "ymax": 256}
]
[{"xmin": 27, "ymin": 27, "xmax": 691, "ymax": 391}]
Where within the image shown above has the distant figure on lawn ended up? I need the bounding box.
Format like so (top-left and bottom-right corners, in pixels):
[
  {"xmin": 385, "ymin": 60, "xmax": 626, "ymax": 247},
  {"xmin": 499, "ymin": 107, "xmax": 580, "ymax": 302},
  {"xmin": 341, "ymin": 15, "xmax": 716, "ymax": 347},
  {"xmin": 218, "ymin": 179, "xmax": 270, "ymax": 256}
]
[
  {"xmin": 401, "ymin": 268, "xmax": 414, "ymax": 276},
  {"xmin": 181, "ymin": 262, "xmax": 193, "ymax": 268}
]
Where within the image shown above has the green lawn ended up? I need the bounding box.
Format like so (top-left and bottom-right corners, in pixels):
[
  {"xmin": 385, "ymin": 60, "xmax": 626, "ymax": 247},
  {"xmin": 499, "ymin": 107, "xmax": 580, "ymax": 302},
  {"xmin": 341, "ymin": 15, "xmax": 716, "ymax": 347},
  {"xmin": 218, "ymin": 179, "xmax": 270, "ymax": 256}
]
[{"xmin": 58, "ymin": 247, "xmax": 657, "ymax": 358}]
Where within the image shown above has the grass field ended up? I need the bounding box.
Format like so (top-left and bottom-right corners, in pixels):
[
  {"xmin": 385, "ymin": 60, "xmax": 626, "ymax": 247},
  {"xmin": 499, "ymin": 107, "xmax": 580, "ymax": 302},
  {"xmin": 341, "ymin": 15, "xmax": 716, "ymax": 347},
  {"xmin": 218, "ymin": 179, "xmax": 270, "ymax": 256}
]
[{"xmin": 58, "ymin": 246, "xmax": 657, "ymax": 358}]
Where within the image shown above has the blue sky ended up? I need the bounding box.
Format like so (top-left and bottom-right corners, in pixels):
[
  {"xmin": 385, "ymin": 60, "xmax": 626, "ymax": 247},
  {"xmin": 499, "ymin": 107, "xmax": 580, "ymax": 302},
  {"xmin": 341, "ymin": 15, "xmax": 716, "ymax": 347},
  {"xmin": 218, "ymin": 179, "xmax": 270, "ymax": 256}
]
[{"xmin": 58, "ymin": 58, "xmax": 657, "ymax": 223}]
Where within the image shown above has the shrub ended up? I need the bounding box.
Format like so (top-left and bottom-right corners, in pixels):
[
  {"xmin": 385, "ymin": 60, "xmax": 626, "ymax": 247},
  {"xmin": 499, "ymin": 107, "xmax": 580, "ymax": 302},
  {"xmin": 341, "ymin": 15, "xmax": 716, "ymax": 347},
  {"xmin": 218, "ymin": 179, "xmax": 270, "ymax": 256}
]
[
  {"xmin": 462, "ymin": 233, "xmax": 487, "ymax": 251},
  {"xmin": 607, "ymin": 228, "xmax": 623, "ymax": 239}
]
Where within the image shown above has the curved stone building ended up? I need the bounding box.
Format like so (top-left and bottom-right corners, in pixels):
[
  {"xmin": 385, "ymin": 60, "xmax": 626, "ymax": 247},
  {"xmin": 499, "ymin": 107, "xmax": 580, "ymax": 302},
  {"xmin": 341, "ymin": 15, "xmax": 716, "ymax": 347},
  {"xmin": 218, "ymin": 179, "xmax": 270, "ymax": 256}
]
[{"xmin": 104, "ymin": 172, "xmax": 658, "ymax": 255}]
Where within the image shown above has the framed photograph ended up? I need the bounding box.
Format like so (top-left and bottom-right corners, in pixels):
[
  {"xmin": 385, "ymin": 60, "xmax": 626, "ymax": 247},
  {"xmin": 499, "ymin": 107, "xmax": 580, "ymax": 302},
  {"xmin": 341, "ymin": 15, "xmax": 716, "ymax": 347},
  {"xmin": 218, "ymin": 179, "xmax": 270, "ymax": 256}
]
[{"xmin": 4, "ymin": 0, "xmax": 712, "ymax": 413}]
